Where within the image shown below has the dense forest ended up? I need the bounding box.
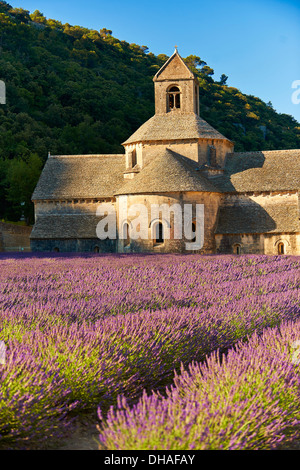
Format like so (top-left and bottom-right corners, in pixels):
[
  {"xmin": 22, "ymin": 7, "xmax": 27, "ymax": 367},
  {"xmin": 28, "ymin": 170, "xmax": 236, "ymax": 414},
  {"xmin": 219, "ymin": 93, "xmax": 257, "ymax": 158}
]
[{"xmin": 0, "ymin": 1, "xmax": 299, "ymax": 224}]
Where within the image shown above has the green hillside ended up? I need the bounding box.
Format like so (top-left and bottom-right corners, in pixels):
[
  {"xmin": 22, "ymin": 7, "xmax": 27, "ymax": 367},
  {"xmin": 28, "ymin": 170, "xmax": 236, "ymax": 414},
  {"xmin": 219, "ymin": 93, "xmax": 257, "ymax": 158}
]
[{"xmin": 0, "ymin": 1, "xmax": 299, "ymax": 224}]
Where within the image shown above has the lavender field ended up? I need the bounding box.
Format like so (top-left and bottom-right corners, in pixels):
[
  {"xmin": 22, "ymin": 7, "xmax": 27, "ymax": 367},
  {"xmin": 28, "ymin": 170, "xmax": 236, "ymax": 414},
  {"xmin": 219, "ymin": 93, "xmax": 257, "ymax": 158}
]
[{"xmin": 0, "ymin": 253, "xmax": 300, "ymax": 449}]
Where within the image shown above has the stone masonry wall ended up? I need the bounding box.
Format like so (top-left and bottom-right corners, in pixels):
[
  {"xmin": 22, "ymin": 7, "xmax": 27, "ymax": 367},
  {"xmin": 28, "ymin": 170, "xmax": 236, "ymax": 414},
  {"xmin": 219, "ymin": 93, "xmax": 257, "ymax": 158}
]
[
  {"xmin": 215, "ymin": 233, "xmax": 264, "ymax": 254},
  {"xmin": 0, "ymin": 222, "xmax": 32, "ymax": 252},
  {"xmin": 215, "ymin": 232, "xmax": 300, "ymax": 255},
  {"xmin": 125, "ymin": 138, "xmax": 233, "ymax": 169},
  {"xmin": 30, "ymin": 238, "xmax": 116, "ymax": 253},
  {"xmin": 264, "ymin": 233, "xmax": 300, "ymax": 255},
  {"xmin": 116, "ymin": 191, "xmax": 221, "ymax": 254}
]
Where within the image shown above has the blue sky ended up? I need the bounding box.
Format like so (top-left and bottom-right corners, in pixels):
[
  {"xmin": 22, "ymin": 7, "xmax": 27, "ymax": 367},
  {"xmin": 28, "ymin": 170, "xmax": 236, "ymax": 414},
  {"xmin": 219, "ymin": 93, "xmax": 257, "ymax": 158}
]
[{"xmin": 11, "ymin": 0, "xmax": 300, "ymax": 122}]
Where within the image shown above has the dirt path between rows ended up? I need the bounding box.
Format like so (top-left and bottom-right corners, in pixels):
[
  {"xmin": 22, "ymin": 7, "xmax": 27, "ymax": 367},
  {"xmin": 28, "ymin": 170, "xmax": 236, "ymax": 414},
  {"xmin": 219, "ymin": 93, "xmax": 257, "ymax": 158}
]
[
  {"xmin": 46, "ymin": 428, "xmax": 300, "ymax": 451},
  {"xmin": 40, "ymin": 414, "xmax": 102, "ymax": 450},
  {"xmin": 55, "ymin": 425, "xmax": 100, "ymax": 450},
  {"xmin": 38, "ymin": 416, "xmax": 300, "ymax": 450}
]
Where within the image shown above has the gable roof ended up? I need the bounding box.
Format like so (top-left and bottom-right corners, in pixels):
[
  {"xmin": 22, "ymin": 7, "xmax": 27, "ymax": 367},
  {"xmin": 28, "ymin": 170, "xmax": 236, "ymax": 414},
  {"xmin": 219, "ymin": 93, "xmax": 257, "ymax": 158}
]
[
  {"xmin": 122, "ymin": 113, "xmax": 230, "ymax": 145},
  {"xmin": 208, "ymin": 149, "xmax": 300, "ymax": 193},
  {"xmin": 115, "ymin": 149, "xmax": 220, "ymax": 195},
  {"xmin": 30, "ymin": 215, "xmax": 101, "ymax": 239},
  {"xmin": 153, "ymin": 49, "xmax": 195, "ymax": 81},
  {"xmin": 216, "ymin": 199, "xmax": 300, "ymax": 234},
  {"xmin": 32, "ymin": 154, "xmax": 125, "ymax": 200}
]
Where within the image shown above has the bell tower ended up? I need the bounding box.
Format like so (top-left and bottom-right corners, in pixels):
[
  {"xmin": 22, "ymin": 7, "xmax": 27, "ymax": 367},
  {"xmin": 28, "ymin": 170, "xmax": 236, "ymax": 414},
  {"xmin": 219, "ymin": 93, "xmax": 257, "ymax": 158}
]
[
  {"xmin": 122, "ymin": 47, "xmax": 234, "ymax": 170},
  {"xmin": 153, "ymin": 48, "xmax": 199, "ymax": 116}
]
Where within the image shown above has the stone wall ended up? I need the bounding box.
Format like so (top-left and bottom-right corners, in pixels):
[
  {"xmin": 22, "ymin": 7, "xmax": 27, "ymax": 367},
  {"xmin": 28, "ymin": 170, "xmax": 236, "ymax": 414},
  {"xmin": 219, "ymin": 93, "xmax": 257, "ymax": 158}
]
[
  {"xmin": 34, "ymin": 199, "xmax": 113, "ymax": 217},
  {"xmin": 124, "ymin": 137, "xmax": 233, "ymax": 170},
  {"xmin": 153, "ymin": 52, "xmax": 198, "ymax": 115},
  {"xmin": 116, "ymin": 191, "xmax": 221, "ymax": 254},
  {"xmin": 215, "ymin": 233, "xmax": 264, "ymax": 254},
  {"xmin": 198, "ymin": 138, "xmax": 234, "ymax": 167},
  {"xmin": 141, "ymin": 141, "xmax": 199, "ymax": 166},
  {"xmin": 154, "ymin": 79, "xmax": 197, "ymax": 115},
  {"xmin": 30, "ymin": 238, "xmax": 116, "ymax": 253},
  {"xmin": 0, "ymin": 222, "xmax": 32, "ymax": 252},
  {"xmin": 264, "ymin": 233, "xmax": 300, "ymax": 255},
  {"xmin": 31, "ymin": 199, "xmax": 117, "ymax": 252},
  {"xmin": 215, "ymin": 232, "xmax": 300, "ymax": 255},
  {"xmin": 215, "ymin": 191, "xmax": 300, "ymax": 255}
]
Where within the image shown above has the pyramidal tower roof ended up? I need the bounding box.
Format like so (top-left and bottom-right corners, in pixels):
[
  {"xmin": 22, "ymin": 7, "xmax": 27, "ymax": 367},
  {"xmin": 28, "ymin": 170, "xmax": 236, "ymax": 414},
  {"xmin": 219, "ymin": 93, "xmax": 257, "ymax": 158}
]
[
  {"xmin": 115, "ymin": 149, "xmax": 220, "ymax": 195},
  {"xmin": 122, "ymin": 113, "xmax": 229, "ymax": 145},
  {"xmin": 123, "ymin": 47, "xmax": 231, "ymax": 146}
]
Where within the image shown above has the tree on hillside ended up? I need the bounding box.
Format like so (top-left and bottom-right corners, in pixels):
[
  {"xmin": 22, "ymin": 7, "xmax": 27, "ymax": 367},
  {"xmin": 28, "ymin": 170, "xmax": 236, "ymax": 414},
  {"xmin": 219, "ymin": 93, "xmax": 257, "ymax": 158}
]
[
  {"xmin": 100, "ymin": 28, "xmax": 112, "ymax": 37},
  {"xmin": 184, "ymin": 55, "xmax": 207, "ymax": 71},
  {"xmin": 201, "ymin": 65, "xmax": 214, "ymax": 76},
  {"xmin": 219, "ymin": 74, "xmax": 228, "ymax": 85},
  {"xmin": 9, "ymin": 7, "xmax": 30, "ymax": 22},
  {"xmin": 0, "ymin": 5, "xmax": 298, "ymax": 224},
  {"xmin": 30, "ymin": 10, "xmax": 47, "ymax": 24},
  {"xmin": 5, "ymin": 154, "xmax": 43, "ymax": 224}
]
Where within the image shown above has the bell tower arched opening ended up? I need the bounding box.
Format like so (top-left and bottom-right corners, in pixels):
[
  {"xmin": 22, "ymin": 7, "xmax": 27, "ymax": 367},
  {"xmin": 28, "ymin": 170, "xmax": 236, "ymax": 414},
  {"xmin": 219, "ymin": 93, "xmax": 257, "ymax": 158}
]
[
  {"xmin": 153, "ymin": 48, "xmax": 200, "ymax": 115},
  {"xmin": 167, "ymin": 85, "xmax": 181, "ymax": 111}
]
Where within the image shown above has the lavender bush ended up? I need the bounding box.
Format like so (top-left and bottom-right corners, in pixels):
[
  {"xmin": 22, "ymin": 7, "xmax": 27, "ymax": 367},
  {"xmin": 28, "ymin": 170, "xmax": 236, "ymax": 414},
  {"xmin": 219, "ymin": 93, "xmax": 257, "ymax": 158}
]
[
  {"xmin": 0, "ymin": 339, "xmax": 77, "ymax": 448},
  {"xmin": 0, "ymin": 253, "xmax": 299, "ymax": 447},
  {"xmin": 98, "ymin": 319, "xmax": 300, "ymax": 450}
]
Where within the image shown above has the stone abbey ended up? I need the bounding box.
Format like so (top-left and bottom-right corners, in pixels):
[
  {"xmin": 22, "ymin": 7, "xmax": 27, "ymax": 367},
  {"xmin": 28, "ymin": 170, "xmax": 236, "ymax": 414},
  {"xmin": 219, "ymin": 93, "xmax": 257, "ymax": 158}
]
[{"xmin": 31, "ymin": 49, "xmax": 300, "ymax": 255}]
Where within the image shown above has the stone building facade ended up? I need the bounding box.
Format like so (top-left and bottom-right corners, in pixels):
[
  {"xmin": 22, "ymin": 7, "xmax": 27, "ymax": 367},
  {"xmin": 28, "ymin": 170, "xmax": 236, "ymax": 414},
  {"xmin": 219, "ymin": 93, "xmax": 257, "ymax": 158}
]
[
  {"xmin": 31, "ymin": 50, "xmax": 300, "ymax": 255},
  {"xmin": 0, "ymin": 222, "xmax": 32, "ymax": 252}
]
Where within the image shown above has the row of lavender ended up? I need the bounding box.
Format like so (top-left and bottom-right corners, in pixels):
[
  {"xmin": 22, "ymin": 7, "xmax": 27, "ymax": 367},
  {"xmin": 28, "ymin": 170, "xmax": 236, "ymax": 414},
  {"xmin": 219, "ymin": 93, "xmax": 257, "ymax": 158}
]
[
  {"xmin": 1, "ymin": 253, "xmax": 299, "ymax": 324},
  {"xmin": 98, "ymin": 319, "xmax": 300, "ymax": 450},
  {"xmin": 0, "ymin": 253, "xmax": 299, "ymax": 448}
]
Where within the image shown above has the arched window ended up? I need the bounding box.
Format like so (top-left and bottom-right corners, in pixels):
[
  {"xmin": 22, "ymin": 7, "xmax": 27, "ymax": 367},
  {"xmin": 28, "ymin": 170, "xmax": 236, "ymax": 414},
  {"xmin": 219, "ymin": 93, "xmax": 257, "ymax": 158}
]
[
  {"xmin": 127, "ymin": 149, "xmax": 137, "ymax": 169},
  {"xmin": 191, "ymin": 222, "xmax": 196, "ymax": 243},
  {"xmin": 167, "ymin": 86, "xmax": 181, "ymax": 110},
  {"xmin": 209, "ymin": 146, "xmax": 217, "ymax": 166},
  {"xmin": 278, "ymin": 242, "xmax": 285, "ymax": 255},
  {"xmin": 154, "ymin": 222, "xmax": 164, "ymax": 245},
  {"xmin": 94, "ymin": 246, "xmax": 100, "ymax": 253},
  {"xmin": 123, "ymin": 223, "xmax": 130, "ymax": 247},
  {"xmin": 233, "ymin": 244, "xmax": 241, "ymax": 255}
]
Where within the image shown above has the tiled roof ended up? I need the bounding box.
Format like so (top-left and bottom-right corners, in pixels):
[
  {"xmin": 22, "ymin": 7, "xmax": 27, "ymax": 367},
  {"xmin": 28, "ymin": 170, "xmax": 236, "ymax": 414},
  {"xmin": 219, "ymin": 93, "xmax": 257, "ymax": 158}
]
[
  {"xmin": 115, "ymin": 149, "xmax": 220, "ymax": 195},
  {"xmin": 209, "ymin": 149, "xmax": 300, "ymax": 192},
  {"xmin": 122, "ymin": 113, "xmax": 230, "ymax": 145},
  {"xmin": 31, "ymin": 155, "xmax": 125, "ymax": 200},
  {"xmin": 30, "ymin": 215, "xmax": 101, "ymax": 239},
  {"xmin": 216, "ymin": 200, "xmax": 300, "ymax": 234}
]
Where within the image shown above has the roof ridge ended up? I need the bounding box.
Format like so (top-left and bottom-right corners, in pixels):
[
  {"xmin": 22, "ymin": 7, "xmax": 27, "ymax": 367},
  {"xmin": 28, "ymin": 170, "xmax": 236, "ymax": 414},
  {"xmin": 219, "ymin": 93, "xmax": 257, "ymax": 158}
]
[
  {"xmin": 49, "ymin": 154, "xmax": 124, "ymax": 158},
  {"xmin": 153, "ymin": 49, "xmax": 195, "ymax": 81},
  {"xmin": 229, "ymin": 149, "xmax": 300, "ymax": 156}
]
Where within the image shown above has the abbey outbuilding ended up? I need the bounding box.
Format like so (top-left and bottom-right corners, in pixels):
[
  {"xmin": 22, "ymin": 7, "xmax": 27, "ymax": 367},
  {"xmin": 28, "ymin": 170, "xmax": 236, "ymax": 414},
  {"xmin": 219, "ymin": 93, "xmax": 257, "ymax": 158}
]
[{"xmin": 30, "ymin": 49, "xmax": 300, "ymax": 255}]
